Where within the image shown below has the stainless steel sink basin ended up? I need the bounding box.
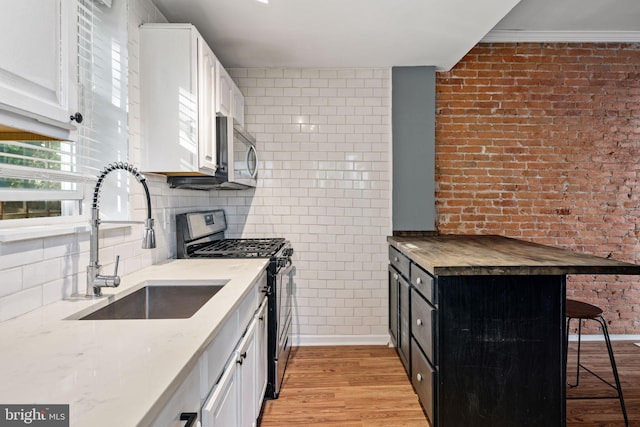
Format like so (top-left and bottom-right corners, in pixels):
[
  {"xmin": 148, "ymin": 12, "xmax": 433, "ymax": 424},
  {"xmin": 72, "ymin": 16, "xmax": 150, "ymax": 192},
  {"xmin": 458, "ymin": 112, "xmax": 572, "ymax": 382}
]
[{"xmin": 79, "ymin": 282, "xmax": 226, "ymax": 320}]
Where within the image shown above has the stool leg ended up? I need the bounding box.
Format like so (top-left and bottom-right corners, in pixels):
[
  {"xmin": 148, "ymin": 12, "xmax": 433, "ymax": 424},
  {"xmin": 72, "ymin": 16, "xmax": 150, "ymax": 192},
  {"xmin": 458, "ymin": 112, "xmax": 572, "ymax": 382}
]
[
  {"xmin": 565, "ymin": 317, "xmax": 571, "ymax": 386},
  {"xmin": 596, "ymin": 315, "xmax": 629, "ymax": 427},
  {"xmin": 567, "ymin": 318, "xmax": 583, "ymax": 388}
]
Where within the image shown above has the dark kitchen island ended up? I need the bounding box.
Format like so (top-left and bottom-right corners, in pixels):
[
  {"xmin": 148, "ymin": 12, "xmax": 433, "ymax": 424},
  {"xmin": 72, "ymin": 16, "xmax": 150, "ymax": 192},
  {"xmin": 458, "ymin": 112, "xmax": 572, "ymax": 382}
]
[{"xmin": 387, "ymin": 234, "xmax": 640, "ymax": 427}]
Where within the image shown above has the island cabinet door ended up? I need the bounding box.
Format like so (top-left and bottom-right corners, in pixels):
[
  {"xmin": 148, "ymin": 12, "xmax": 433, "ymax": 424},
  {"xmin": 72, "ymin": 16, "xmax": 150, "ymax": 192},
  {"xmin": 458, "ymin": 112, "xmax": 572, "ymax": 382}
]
[
  {"xmin": 388, "ymin": 265, "xmax": 400, "ymax": 347},
  {"xmin": 389, "ymin": 264, "xmax": 410, "ymax": 372},
  {"xmin": 398, "ymin": 273, "xmax": 411, "ymax": 372},
  {"xmin": 436, "ymin": 274, "xmax": 566, "ymax": 427}
]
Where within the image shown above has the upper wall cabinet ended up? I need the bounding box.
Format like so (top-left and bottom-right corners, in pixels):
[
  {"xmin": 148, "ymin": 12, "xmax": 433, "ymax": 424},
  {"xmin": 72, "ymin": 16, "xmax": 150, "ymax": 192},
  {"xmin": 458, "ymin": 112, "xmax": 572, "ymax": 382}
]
[
  {"xmin": 216, "ymin": 61, "xmax": 233, "ymax": 117},
  {"xmin": 232, "ymin": 83, "xmax": 245, "ymax": 127},
  {"xmin": 140, "ymin": 24, "xmax": 217, "ymax": 175},
  {"xmin": 0, "ymin": 0, "xmax": 78, "ymax": 139}
]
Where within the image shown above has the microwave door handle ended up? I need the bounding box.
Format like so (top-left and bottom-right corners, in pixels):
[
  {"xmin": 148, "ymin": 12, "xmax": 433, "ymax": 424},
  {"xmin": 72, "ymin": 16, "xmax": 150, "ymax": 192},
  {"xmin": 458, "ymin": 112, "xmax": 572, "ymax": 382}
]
[{"xmin": 247, "ymin": 144, "xmax": 258, "ymax": 179}]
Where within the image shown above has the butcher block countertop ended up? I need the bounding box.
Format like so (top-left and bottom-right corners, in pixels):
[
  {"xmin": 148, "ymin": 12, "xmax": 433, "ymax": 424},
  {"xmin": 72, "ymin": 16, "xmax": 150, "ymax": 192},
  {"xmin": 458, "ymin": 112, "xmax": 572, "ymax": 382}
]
[{"xmin": 388, "ymin": 234, "xmax": 640, "ymax": 276}]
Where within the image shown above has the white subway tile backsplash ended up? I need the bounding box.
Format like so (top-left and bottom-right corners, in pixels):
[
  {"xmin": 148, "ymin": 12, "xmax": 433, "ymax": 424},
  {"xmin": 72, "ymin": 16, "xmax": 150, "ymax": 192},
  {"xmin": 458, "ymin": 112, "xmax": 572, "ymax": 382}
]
[
  {"xmin": 22, "ymin": 258, "xmax": 62, "ymax": 290},
  {"xmin": 209, "ymin": 66, "xmax": 391, "ymax": 339},
  {"xmin": 0, "ymin": 240, "xmax": 43, "ymax": 270},
  {"xmin": 0, "ymin": 287, "xmax": 42, "ymax": 322},
  {"xmin": 0, "ymin": 268, "xmax": 22, "ymax": 298}
]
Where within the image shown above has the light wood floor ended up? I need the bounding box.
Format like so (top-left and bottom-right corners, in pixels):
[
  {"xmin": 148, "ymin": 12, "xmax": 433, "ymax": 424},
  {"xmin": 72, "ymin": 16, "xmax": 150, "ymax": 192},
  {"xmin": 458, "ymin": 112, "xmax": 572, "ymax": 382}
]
[
  {"xmin": 260, "ymin": 346, "xmax": 428, "ymax": 426},
  {"xmin": 260, "ymin": 342, "xmax": 640, "ymax": 427}
]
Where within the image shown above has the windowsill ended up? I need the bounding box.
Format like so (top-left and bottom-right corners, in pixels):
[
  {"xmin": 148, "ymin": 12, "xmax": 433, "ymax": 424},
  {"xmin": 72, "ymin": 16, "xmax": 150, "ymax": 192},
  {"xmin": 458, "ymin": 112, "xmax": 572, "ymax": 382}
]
[{"xmin": 0, "ymin": 221, "xmax": 132, "ymax": 243}]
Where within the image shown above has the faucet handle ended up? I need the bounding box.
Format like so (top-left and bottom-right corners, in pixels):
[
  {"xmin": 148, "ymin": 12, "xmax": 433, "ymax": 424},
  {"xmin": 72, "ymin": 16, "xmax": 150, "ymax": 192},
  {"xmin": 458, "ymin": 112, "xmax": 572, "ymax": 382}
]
[{"xmin": 113, "ymin": 255, "xmax": 120, "ymax": 277}]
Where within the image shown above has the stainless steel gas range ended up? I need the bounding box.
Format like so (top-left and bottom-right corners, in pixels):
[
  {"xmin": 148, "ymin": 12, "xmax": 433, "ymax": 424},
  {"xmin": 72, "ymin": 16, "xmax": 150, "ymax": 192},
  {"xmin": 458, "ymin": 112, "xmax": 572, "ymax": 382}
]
[{"xmin": 176, "ymin": 210, "xmax": 293, "ymax": 399}]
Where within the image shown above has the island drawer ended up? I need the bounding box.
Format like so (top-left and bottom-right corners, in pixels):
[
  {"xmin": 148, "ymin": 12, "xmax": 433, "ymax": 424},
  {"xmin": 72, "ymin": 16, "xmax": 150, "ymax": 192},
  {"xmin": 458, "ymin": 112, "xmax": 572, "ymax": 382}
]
[
  {"xmin": 411, "ymin": 288, "xmax": 436, "ymax": 364},
  {"xmin": 389, "ymin": 246, "xmax": 410, "ymax": 278},
  {"xmin": 410, "ymin": 263, "xmax": 435, "ymax": 304},
  {"xmin": 411, "ymin": 338, "xmax": 436, "ymax": 426}
]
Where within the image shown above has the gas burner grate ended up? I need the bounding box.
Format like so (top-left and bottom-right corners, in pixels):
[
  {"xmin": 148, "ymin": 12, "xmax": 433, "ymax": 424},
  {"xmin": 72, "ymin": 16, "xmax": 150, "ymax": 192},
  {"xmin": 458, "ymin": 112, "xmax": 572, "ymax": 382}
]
[{"xmin": 192, "ymin": 238, "xmax": 286, "ymax": 258}]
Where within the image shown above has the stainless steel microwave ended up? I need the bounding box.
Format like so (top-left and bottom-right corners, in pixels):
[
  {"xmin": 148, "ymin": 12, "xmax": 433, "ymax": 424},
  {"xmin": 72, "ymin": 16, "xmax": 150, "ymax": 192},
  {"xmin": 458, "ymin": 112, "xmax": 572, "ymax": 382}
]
[{"xmin": 167, "ymin": 118, "xmax": 258, "ymax": 190}]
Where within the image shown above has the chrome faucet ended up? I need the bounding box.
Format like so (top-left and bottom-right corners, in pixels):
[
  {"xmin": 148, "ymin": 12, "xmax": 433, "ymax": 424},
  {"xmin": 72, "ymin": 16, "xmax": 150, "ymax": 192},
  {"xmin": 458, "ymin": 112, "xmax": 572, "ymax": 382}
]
[{"xmin": 87, "ymin": 162, "xmax": 156, "ymax": 297}]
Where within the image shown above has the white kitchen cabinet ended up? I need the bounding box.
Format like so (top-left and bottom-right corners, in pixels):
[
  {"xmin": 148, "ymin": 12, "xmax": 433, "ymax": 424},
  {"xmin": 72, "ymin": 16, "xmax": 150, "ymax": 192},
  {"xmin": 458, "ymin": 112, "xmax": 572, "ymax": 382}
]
[
  {"xmin": 150, "ymin": 271, "xmax": 267, "ymax": 427},
  {"xmin": 240, "ymin": 298, "xmax": 268, "ymax": 427},
  {"xmin": 0, "ymin": 0, "xmax": 78, "ymax": 137},
  {"xmin": 215, "ymin": 62, "xmax": 233, "ymax": 117},
  {"xmin": 202, "ymin": 353, "xmax": 240, "ymax": 427},
  {"xmin": 232, "ymin": 84, "xmax": 245, "ymax": 127},
  {"xmin": 139, "ymin": 24, "xmax": 217, "ymax": 175},
  {"xmin": 202, "ymin": 296, "xmax": 267, "ymax": 427},
  {"xmin": 149, "ymin": 365, "xmax": 201, "ymax": 427},
  {"xmin": 197, "ymin": 41, "xmax": 218, "ymax": 171},
  {"xmin": 254, "ymin": 298, "xmax": 268, "ymax": 411}
]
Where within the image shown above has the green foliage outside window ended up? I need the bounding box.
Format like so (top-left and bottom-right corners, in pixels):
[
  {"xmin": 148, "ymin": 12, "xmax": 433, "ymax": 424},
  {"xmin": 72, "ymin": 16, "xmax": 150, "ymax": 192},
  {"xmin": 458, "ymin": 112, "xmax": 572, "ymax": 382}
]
[{"xmin": 0, "ymin": 141, "xmax": 64, "ymax": 219}]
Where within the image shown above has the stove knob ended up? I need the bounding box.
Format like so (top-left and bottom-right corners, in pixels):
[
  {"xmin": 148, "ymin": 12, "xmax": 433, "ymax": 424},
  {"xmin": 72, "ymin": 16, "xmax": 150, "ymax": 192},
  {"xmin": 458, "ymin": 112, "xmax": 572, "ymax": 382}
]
[{"xmin": 285, "ymin": 247, "xmax": 294, "ymax": 257}]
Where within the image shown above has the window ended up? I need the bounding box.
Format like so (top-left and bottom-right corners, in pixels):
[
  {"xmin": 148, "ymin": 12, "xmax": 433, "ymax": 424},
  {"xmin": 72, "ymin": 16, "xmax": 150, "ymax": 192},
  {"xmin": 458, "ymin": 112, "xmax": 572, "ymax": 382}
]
[
  {"xmin": 0, "ymin": 138, "xmax": 83, "ymax": 220},
  {"xmin": 0, "ymin": 0, "xmax": 128, "ymax": 222}
]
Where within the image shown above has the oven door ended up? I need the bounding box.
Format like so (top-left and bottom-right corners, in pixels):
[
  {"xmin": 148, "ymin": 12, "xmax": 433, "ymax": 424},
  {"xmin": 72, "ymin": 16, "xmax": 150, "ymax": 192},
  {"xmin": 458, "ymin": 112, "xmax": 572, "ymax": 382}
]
[
  {"xmin": 274, "ymin": 259, "xmax": 293, "ymax": 396},
  {"xmin": 276, "ymin": 260, "xmax": 293, "ymax": 345}
]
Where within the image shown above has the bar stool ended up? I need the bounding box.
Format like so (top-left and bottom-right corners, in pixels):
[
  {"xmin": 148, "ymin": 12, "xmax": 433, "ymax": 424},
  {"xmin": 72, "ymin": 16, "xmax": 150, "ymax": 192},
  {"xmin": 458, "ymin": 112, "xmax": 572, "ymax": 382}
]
[{"xmin": 565, "ymin": 299, "xmax": 629, "ymax": 427}]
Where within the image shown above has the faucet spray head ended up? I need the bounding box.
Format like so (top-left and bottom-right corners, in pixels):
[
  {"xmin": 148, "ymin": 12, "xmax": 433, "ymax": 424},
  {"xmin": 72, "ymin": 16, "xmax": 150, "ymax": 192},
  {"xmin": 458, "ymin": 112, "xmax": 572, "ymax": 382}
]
[{"xmin": 142, "ymin": 218, "xmax": 156, "ymax": 249}]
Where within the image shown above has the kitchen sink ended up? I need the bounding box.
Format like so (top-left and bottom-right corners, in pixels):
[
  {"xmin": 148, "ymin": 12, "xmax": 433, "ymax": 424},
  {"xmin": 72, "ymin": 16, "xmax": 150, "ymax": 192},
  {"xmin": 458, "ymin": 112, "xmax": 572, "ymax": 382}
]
[{"xmin": 76, "ymin": 281, "xmax": 228, "ymax": 320}]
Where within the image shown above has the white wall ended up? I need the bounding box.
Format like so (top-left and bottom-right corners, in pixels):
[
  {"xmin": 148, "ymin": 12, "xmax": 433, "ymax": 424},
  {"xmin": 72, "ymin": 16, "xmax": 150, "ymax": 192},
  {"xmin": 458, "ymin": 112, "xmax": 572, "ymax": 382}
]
[
  {"xmin": 211, "ymin": 68, "xmax": 393, "ymax": 344},
  {"xmin": 0, "ymin": 0, "xmax": 394, "ymax": 346}
]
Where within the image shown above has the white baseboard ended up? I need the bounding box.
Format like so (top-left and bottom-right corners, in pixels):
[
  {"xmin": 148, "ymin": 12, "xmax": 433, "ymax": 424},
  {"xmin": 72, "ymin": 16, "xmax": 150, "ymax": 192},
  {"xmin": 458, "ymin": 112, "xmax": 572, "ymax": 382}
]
[
  {"xmin": 293, "ymin": 334, "xmax": 390, "ymax": 347},
  {"xmin": 292, "ymin": 334, "xmax": 640, "ymax": 346},
  {"xmin": 568, "ymin": 334, "xmax": 640, "ymax": 342}
]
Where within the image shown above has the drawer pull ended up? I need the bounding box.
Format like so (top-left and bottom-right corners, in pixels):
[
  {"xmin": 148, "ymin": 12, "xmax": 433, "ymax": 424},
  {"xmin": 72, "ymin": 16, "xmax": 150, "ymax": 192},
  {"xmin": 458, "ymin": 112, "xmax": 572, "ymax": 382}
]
[
  {"xmin": 417, "ymin": 373, "xmax": 423, "ymax": 382},
  {"xmin": 180, "ymin": 412, "xmax": 198, "ymax": 427},
  {"xmin": 394, "ymin": 256, "xmax": 399, "ymax": 262},
  {"xmin": 416, "ymin": 277, "xmax": 422, "ymax": 285},
  {"xmin": 416, "ymin": 318, "xmax": 423, "ymax": 327}
]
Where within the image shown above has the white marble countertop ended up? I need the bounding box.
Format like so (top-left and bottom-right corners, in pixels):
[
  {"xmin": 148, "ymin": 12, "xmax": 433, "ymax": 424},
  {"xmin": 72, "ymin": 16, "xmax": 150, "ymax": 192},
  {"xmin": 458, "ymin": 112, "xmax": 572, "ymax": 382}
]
[{"xmin": 0, "ymin": 258, "xmax": 269, "ymax": 427}]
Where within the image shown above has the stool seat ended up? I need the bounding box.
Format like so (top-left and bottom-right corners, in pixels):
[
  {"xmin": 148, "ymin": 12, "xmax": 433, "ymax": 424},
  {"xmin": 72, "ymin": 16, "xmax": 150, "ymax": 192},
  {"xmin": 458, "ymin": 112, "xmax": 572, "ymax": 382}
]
[{"xmin": 566, "ymin": 299, "xmax": 603, "ymax": 319}]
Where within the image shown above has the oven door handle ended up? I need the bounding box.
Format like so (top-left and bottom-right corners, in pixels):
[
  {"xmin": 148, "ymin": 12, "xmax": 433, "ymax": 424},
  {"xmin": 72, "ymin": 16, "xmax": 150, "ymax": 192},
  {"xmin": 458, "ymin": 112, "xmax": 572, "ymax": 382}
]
[{"xmin": 278, "ymin": 259, "xmax": 294, "ymax": 276}]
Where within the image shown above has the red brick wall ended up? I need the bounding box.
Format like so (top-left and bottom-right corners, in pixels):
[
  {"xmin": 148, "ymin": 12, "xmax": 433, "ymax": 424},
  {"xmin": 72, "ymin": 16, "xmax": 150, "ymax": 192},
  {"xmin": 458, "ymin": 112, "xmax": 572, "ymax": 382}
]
[{"xmin": 435, "ymin": 43, "xmax": 640, "ymax": 333}]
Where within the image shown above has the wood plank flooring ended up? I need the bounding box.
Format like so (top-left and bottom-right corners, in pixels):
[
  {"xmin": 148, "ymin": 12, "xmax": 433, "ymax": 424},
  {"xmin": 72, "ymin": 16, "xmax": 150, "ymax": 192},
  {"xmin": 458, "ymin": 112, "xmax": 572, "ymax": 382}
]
[
  {"xmin": 260, "ymin": 342, "xmax": 640, "ymax": 427},
  {"xmin": 260, "ymin": 346, "xmax": 428, "ymax": 426},
  {"xmin": 566, "ymin": 340, "xmax": 639, "ymax": 426}
]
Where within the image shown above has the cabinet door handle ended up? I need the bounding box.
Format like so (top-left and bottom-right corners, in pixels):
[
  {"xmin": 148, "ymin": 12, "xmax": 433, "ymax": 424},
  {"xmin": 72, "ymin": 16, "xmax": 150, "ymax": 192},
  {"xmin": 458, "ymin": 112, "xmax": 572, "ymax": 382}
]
[
  {"xmin": 393, "ymin": 273, "xmax": 398, "ymax": 280},
  {"xmin": 70, "ymin": 112, "xmax": 83, "ymax": 123},
  {"xmin": 416, "ymin": 277, "xmax": 422, "ymax": 285},
  {"xmin": 416, "ymin": 373, "xmax": 423, "ymax": 382},
  {"xmin": 180, "ymin": 412, "xmax": 198, "ymax": 427},
  {"xmin": 237, "ymin": 351, "xmax": 247, "ymax": 364},
  {"xmin": 416, "ymin": 318, "xmax": 423, "ymax": 327}
]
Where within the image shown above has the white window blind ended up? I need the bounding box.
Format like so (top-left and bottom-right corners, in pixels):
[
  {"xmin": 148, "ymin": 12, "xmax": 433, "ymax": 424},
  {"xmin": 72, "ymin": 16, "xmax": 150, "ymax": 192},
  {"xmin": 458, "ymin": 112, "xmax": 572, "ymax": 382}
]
[{"xmin": 0, "ymin": 0, "xmax": 128, "ymax": 221}]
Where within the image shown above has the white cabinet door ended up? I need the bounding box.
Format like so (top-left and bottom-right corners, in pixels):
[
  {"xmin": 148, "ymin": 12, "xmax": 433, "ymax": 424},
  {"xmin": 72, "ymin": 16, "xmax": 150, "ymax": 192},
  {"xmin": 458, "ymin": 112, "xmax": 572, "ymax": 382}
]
[
  {"xmin": 232, "ymin": 84, "xmax": 245, "ymax": 127},
  {"xmin": 215, "ymin": 62, "xmax": 233, "ymax": 117},
  {"xmin": 140, "ymin": 24, "xmax": 217, "ymax": 175},
  {"xmin": 202, "ymin": 353, "xmax": 240, "ymax": 427},
  {"xmin": 238, "ymin": 316, "xmax": 258, "ymax": 427},
  {"xmin": 150, "ymin": 364, "xmax": 201, "ymax": 427},
  {"xmin": 197, "ymin": 41, "xmax": 217, "ymax": 172},
  {"xmin": 0, "ymin": 0, "xmax": 77, "ymax": 125},
  {"xmin": 255, "ymin": 297, "xmax": 268, "ymax": 409}
]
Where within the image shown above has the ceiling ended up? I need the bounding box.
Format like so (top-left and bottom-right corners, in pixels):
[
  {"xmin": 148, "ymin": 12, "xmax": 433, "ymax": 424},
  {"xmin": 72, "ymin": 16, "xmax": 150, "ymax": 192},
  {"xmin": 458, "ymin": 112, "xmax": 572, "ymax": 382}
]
[{"xmin": 151, "ymin": 0, "xmax": 640, "ymax": 71}]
